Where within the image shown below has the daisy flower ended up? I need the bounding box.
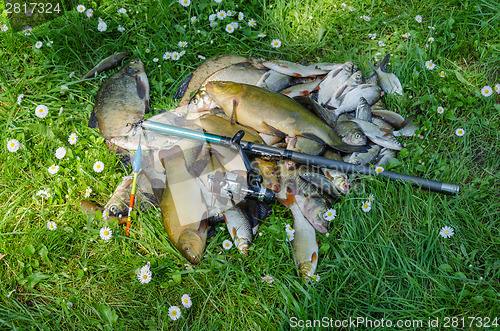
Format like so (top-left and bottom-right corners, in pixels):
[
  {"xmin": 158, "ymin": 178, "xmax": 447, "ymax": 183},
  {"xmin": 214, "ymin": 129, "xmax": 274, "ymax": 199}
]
[
  {"xmin": 163, "ymin": 52, "xmax": 172, "ymax": 60},
  {"xmin": 93, "ymin": 161, "xmax": 104, "ymax": 173},
  {"xmin": 209, "ymin": 14, "xmax": 217, "ymax": 22},
  {"xmin": 191, "ymin": 16, "xmax": 197, "ymax": 23},
  {"xmin": 35, "ymin": 105, "xmax": 49, "ymax": 118},
  {"xmin": 102, "ymin": 208, "xmax": 110, "ymax": 220},
  {"xmin": 368, "ymin": 33, "xmax": 376, "ymax": 40},
  {"xmin": 168, "ymin": 306, "xmax": 181, "ymax": 320},
  {"xmin": 402, "ymin": 32, "xmax": 410, "ymax": 38},
  {"xmin": 375, "ymin": 166, "xmax": 384, "ymax": 174},
  {"xmin": 140, "ymin": 261, "xmax": 151, "ymax": 273},
  {"xmin": 179, "ymin": 50, "xmax": 186, "ymax": 56},
  {"xmin": 137, "ymin": 268, "xmax": 152, "ymax": 283},
  {"xmin": 0, "ymin": 24, "xmax": 8, "ymax": 32},
  {"xmin": 361, "ymin": 201, "xmax": 371, "ymax": 213},
  {"xmin": 323, "ymin": 208, "xmax": 337, "ymax": 221},
  {"xmin": 271, "ymin": 39, "xmax": 281, "ymax": 48},
  {"xmin": 210, "ymin": 21, "xmax": 218, "ymax": 28},
  {"xmin": 428, "ymin": 25, "xmax": 435, "ymax": 30},
  {"xmin": 97, "ymin": 18, "xmax": 107, "ymax": 32},
  {"xmin": 238, "ymin": 12, "xmax": 244, "ymax": 20},
  {"xmin": 7, "ymin": 139, "xmax": 20, "ymax": 153},
  {"xmin": 285, "ymin": 224, "xmax": 295, "ymax": 235},
  {"xmin": 261, "ymin": 275, "xmax": 274, "ymax": 284},
  {"xmin": 118, "ymin": 8, "xmax": 127, "ymax": 14},
  {"xmin": 214, "ymin": 0, "xmax": 222, "ymax": 2},
  {"xmin": 217, "ymin": 10, "xmax": 226, "ymax": 20},
  {"xmin": 225, "ymin": 24, "xmax": 235, "ymax": 33},
  {"xmin": 7, "ymin": 289, "xmax": 16, "ymax": 297},
  {"xmin": 227, "ymin": 10, "xmax": 236, "ymax": 16},
  {"xmin": 86, "ymin": 8, "xmax": 93, "ymax": 18},
  {"xmin": 84, "ymin": 187, "xmax": 92, "ymax": 198},
  {"xmin": 222, "ymin": 239, "xmax": 233, "ymax": 250},
  {"xmin": 171, "ymin": 52, "xmax": 180, "ymax": 61},
  {"xmin": 76, "ymin": 4, "xmax": 85, "ymax": 13},
  {"xmin": 286, "ymin": 231, "xmax": 294, "ymax": 242},
  {"xmin": 415, "ymin": 15, "xmax": 422, "ymax": 23},
  {"xmin": 368, "ymin": 194, "xmax": 375, "ymax": 203},
  {"xmin": 24, "ymin": 27, "xmax": 32, "ymax": 35},
  {"xmin": 494, "ymin": 84, "xmax": 500, "ymax": 94},
  {"xmin": 439, "ymin": 71, "xmax": 446, "ymax": 78},
  {"xmin": 99, "ymin": 227, "xmax": 112, "ymax": 240},
  {"xmin": 437, "ymin": 106, "xmax": 444, "ymax": 114},
  {"xmin": 179, "ymin": 0, "xmax": 190, "ymax": 7},
  {"xmin": 439, "ymin": 226, "xmax": 454, "ymax": 238},
  {"xmin": 361, "ymin": 15, "xmax": 371, "ymax": 21},
  {"xmin": 257, "ymin": 32, "xmax": 266, "ymax": 38},
  {"xmin": 425, "ymin": 60, "xmax": 436, "ymax": 70},
  {"xmin": 48, "ymin": 164, "xmax": 59, "ymax": 174},
  {"xmin": 47, "ymin": 221, "xmax": 57, "ymax": 230},
  {"xmin": 312, "ymin": 274, "xmax": 320, "ymax": 282},
  {"xmin": 184, "ymin": 263, "xmax": 193, "ymax": 270},
  {"xmin": 153, "ymin": 58, "xmax": 159, "ymax": 62},
  {"xmin": 455, "ymin": 128, "xmax": 465, "ymax": 137},
  {"xmin": 378, "ymin": 40, "xmax": 386, "ymax": 47},
  {"xmin": 68, "ymin": 133, "xmax": 78, "ymax": 145},
  {"xmin": 66, "ymin": 302, "xmax": 73, "ymax": 310},
  {"xmin": 481, "ymin": 86, "xmax": 493, "ymax": 97},
  {"xmin": 55, "ymin": 147, "xmax": 66, "ymax": 159},
  {"xmin": 117, "ymin": 25, "xmax": 125, "ymax": 32},
  {"xmin": 428, "ymin": 37, "xmax": 434, "ymax": 43},
  {"xmin": 181, "ymin": 294, "xmax": 192, "ymax": 308},
  {"xmin": 231, "ymin": 22, "xmax": 239, "ymax": 29},
  {"xmin": 35, "ymin": 41, "xmax": 43, "ymax": 49},
  {"xmin": 248, "ymin": 19, "xmax": 256, "ymax": 27},
  {"xmin": 348, "ymin": 6, "xmax": 355, "ymax": 11},
  {"xmin": 178, "ymin": 41, "xmax": 188, "ymax": 48}
]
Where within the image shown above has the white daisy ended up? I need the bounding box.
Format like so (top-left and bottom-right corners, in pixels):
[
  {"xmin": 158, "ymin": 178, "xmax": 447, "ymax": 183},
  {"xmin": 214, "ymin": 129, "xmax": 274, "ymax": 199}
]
[
  {"xmin": 439, "ymin": 226, "xmax": 454, "ymax": 238},
  {"xmin": 439, "ymin": 71, "xmax": 446, "ymax": 78},
  {"xmin": 222, "ymin": 239, "xmax": 233, "ymax": 250},
  {"xmin": 181, "ymin": 294, "xmax": 192, "ymax": 308},
  {"xmin": 178, "ymin": 41, "xmax": 188, "ymax": 48},
  {"xmin": 455, "ymin": 128, "xmax": 465, "ymax": 137},
  {"xmin": 214, "ymin": 0, "xmax": 222, "ymax": 2},
  {"xmin": 55, "ymin": 147, "xmax": 66, "ymax": 159},
  {"xmin": 361, "ymin": 201, "xmax": 371, "ymax": 212},
  {"xmin": 68, "ymin": 133, "xmax": 78, "ymax": 145},
  {"xmin": 102, "ymin": 208, "xmax": 110, "ymax": 220},
  {"xmin": 99, "ymin": 227, "xmax": 112, "ymax": 240},
  {"xmin": 428, "ymin": 25, "xmax": 435, "ymax": 29},
  {"xmin": 225, "ymin": 24, "xmax": 234, "ymax": 33},
  {"xmin": 286, "ymin": 232, "xmax": 294, "ymax": 242},
  {"xmin": 348, "ymin": 6, "xmax": 355, "ymax": 11},
  {"xmin": 198, "ymin": 55, "xmax": 206, "ymax": 60},
  {"xmin": 184, "ymin": 263, "xmax": 193, "ymax": 270},
  {"xmin": 437, "ymin": 106, "xmax": 444, "ymax": 114},
  {"xmin": 66, "ymin": 302, "xmax": 73, "ymax": 310},
  {"xmin": 362, "ymin": 15, "xmax": 371, "ymax": 21},
  {"xmin": 47, "ymin": 221, "xmax": 57, "ymax": 230},
  {"xmin": 140, "ymin": 261, "xmax": 151, "ymax": 273},
  {"xmin": 428, "ymin": 37, "xmax": 434, "ymax": 43},
  {"xmin": 178, "ymin": 0, "xmax": 190, "ymax": 7},
  {"xmin": 323, "ymin": 208, "xmax": 337, "ymax": 221},
  {"xmin": 217, "ymin": 10, "xmax": 226, "ymax": 20},
  {"xmin": 84, "ymin": 187, "xmax": 92, "ymax": 198},
  {"xmin": 227, "ymin": 10, "xmax": 235, "ymax": 16},
  {"xmin": 257, "ymin": 32, "xmax": 266, "ymax": 38},
  {"xmin": 425, "ymin": 60, "xmax": 436, "ymax": 70},
  {"xmin": 171, "ymin": 52, "xmax": 180, "ymax": 61},
  {"xmin": 24, "ymin": 27, "xmax": 32, "ymax": 36},
  {"xmin": 271, "ymin": 39, "xmax": 281, "ymax": 48},
  {"xmin": 0, "ymin": 24, "xmax": 8, "ymax": 32},
  {"xmin": 77, "ymin": 4, "xmax": 85, "ymax": 13},
  {"xmin": 481, "ymin": 86, "xmax": 493, "ymax": 97},
  {"xmin": 7, "ymin": 289, "xmax": 16, "ymax": 297},
  {"xmin": 210, "ymin": 21, "xmax": 218, "ymax": 28},
  {"xmin": 415, "ymin": 15, "xmax": 422, "ymax": 23},
  {"xmin": 191, "ymin": 16, "xmax": 197, "ymax": 23},
  {"xmin": 35, "ymin": 41, "xmax": 43, "ymax": 49},
  {"xmin": 86, "ymin": 8, "xmax": 93, "ymax": 18},
  {"xmin": 285, "ymin": 224, "xmax": 295, "ymax": 235},
  {"xmin": 209, "ymin": 14, "xmax": 217, "ymax": 22},
  {"xmin": 231, "ymin": 22, "xmax": 239, "ymax": 29},
  {"xmin": 117, "ymin": 25, "xmax": 125, "ymax": 32},
  {"xmin": 402, "ymin": 32, "xmax": 410, "ymax": 38},
  {"xmin": 48, "ymin": 164, "xmax": 59, "ymax": 174},
  {"xmin": 35, "ymin": 105, "xmax": 49, "ymax": 118},
  {"xmin": 153, "ymin": 58, "xmax": 159, "ymax": 62},
  {"xmin": 368, "ymin": 194, "xmax": 375, "ymax": 203},
  {"xmin": 93, "ymin": 161, "xmax": 104, "ymax": 173},
  {"xmin": 378, "ymin": 40, "xmax": 386, "ymax": 47},
  {"xmin": 375, "ymin": 166, "xmax": 385, "ymax": 174},
  {"xmin": 168, "ymin": 306, "xmax": 181, "ymax": 320},
  {"xmin": 494, "ymin": 84, "xmax": 500, "ymax": 94},
  {"xmin": 7, "ymin": 139, "xmax": 20, "ymax": 153},
  {"xmin": 261, "ymin": 275, "xmax": 274, "ymax": 283},
  {"xmin": 238, "ymin": 12, "xmax": 244, "ymax": 20},
  {"xmin": 97, "ymin": 18, "xmax": 107, "ymax": 32},
  {"xmin": 118, "ymin": 8, "xmax": 127, "ymax": 14},
  {"xmin": 163, "ymin": 52, "xmax": 172, "ymax": 60},
  {"xmin": 248, "ymin": 19, "xmax": 256, "ymax": 27},
  {"xmin": 137, "ymin": 269, "xmax": 152, "ymax": 283},
  {"xmin": 312, "ymin": 274, "xmax": 320, "ymax": 282},
  {"xmin": 368, "ymin": 33, "xmax": 376, "ymax": 40},
  {"xmin": 179, "ymin": 50, "xmax": 186, "ymax": 56}
]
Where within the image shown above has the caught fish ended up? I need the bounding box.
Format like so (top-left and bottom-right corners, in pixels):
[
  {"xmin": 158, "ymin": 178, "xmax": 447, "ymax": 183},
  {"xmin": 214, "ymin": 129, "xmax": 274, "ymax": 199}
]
[
  {"xmin": 205, "ymin": 81, "xmax": 367, "ymax": 153},
  {"xmin": 186, "ymin": 90, "xmax": 219, "ymax": 114},
  {"xmin": 348, "ymin": 118, "xmax": 403, "ymax": 150},
  {"xmin": 286, "ymin": 136, "xmax": 325, "ymax": 155},
  {"xmin": 224, "ymin": 205, "xmax": 253, "ymax": 255},
  {"xmin": 280, "ymin": 78, "xmax": 322, "ymax": 98},
  {"xmin": 280, "ymin": 190, "xmax": 318, "ymax": 280},
  {"xmin": 82, "ymin": 51, "xmax": 130, "ymax": 80},
  {"xmin": 370, "ymin": 53, "xmax": 403, "ymax": 95},
  {"xmin": 90, "ymin": 58, "xmax": 150, "ymax": 138},
  {"xmin": 257, "ymin": 70, "xmax": 292, "ymax": 92},
  {"xmin": 343, "ymin": 145, "xmax": 381, "ymax": 166},
  {"xmin": 306, "ymin": 62, "xmax": 342, "ymax": 71},
  {"xmin": 327, "ymin": 84, "xmax": 381, "ymax": 119},
  {"xmin": 158, "ymin": 146, "xmax": 208, "ymax": 264},
  {"xmin": 371, "ymin": 109, "xmax": 405, "ymax": 130},
  {"xmin": 371, "ymin": 117, "xmax": 394, "ymax": 131},
  {"xmin": 374, "ymin": 147, "xmax": 397, "ymax": 167},
  {"xmin": 237, "ymin": 199, "xmax": 272, "ymax": 236},
  {"xmin": 263, "ymin": 60, "xmax": 328, "ymax": 77},
  {"xmin": 252, "ymin": 157, "xmax": 280, "ymax": 193},
  {"xmin": 320, "ymin": 151, "xmax": 350, "ymax": 194},
  {"xmin": 326, "ymin": 70, "xmax": 365, "ymax": 109},
  {"xmin": 335, "ymin": 118, "xmax": 367, "ymax": 146},
  {"xmin": 317, "ymin": 62, "xmax": 354, "ymax": 105},
  {"xmin": 355, "ymin": 97, "xmax": 373, "ymax": 122},
  {"xmin": 392, "ymin": 115, "xmax": 419, "ymax": 137},
  {"xmin": 300, "ymin": 172, "xmax": 345, "ymax": 197}
]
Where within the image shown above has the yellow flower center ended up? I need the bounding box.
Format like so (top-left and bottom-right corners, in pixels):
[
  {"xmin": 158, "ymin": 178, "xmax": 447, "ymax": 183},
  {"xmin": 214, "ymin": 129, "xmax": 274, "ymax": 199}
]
[
  {"xmin": 485, "ymin": 89, "xmax": 489, "ymax": 93},
  {"xmin": 104, "ymin": 231, "xmax": 109, "ymax": 236},
  {"xmin": 172, "ymin": 311, "xmax": 177, "ymax": 316},
  {"xmin": 143, "ymin": 275, "xmax": 147, "ymax": 279}
]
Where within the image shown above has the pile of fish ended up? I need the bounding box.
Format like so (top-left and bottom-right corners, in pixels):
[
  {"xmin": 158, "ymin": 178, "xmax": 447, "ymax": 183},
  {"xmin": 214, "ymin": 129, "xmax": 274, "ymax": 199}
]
[{"xmin": 82, "ymin": 53, "xmax": 417, "ymax": 281}]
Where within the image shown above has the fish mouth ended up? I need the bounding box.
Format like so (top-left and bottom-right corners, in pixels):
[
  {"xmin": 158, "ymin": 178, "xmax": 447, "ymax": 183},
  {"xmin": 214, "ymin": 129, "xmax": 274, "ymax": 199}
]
[{"xmin": 205, "ymin": 81, "xmax": 213, "ymax": 89}]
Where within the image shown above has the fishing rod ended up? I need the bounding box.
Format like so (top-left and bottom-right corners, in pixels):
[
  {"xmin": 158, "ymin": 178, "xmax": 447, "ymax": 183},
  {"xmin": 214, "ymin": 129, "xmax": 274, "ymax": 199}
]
[{"xmin": 140, "ymin": 120, "xmax": 460, "ymax": 195}]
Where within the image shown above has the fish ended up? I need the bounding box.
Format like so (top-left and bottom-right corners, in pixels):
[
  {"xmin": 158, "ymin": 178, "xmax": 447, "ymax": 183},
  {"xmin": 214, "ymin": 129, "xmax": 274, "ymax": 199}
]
[
  {"xmin": 237, "ymin": 199, "xmax": 272, "ymax": 236},
  {"xmin": 343, "ymin": 145, "xmax": 381, "ymax": 165},
  {"xmin": 371, "ymin": 117, "xmax": 394, "ymax": 131},
  {"xmin": 306, "ymin": 62, "xmax": 342, "ymax": 71},
  {"xmin": 326, "ymin": 70, "xmax": 365, "ymax": 109},
  {"xmin": 355, "ymin": 97, "xmax": 373, "ymax": 122},
  {"xmin": 348, "ymin": 118, "xmax": 403, "ymax": 150},
  {"xmin": 251, "ymin": 157, "xmax": 280, "ymax": 193},
  {"xmin": 299, "ymin": 172, "xmax": 345, "ymax": 197},
  {"xmin": 257, "ymin": 70, "xmax": 292, "ymax": 92},
  {"xmin": 280, "ymin": 78, "xmax": 322, "ymax": 98},
  {"xmin": 224, "ymin": 205, "xmax": 253, "ymax": 255},
  {"xmin": 204, "ymin": 81, "xmax": 367, "ymax": 153},
  {"xmin": 334, "ymin": 117, "xmax": 367, "ymax": 146},
  {"xmin": 370, "ymin": 53, "xmax": 403, "ymax": 95},
  {"xmin": 158, "ymin": 146, "xmax": 208, "ymax": 264},
  {"xmin": 81, "ymin": 51, "xmax": 130, "ymax": 80},
  {"xmin": 286, "ymin": 136, "xmax": 325, "ymax": 155},
  {"xmin": 327, "ymin": 84, "xmax": 381, "ymax": 119},
  {"xmin": 392, "ymin": 115, "xmax": 419, "ymax": 137},
  {"xmin": 320, "ymin": 151, "xmax": 350, "ymax": 195},
  {"xmin": 371, "ymin": 109, "xmax": 405, "ymax": 129},
  {"xmin": 262, "ymin": 60, "xmax": 329, "ymax": 77},
  {"xmin": 280, "ymin": 189, "xmax": 319, "ymax": 280},
  {"xmin": 317, "ymin": 62, "xmax": 354, "ymax": 105},
  {"xmin": 374, "ymin": 148, "xmax": 397, "ymax": 167},
  {"xmin": 292, "ymin": 95, "xmax": 337, "ymax": 129},
  {"xmin": 186, "ymin": 90, "xmax": 219, "ymax": 114},
  {"xmin": 90, "ymin": 58, "xmax": 150, "ymax": 138}
]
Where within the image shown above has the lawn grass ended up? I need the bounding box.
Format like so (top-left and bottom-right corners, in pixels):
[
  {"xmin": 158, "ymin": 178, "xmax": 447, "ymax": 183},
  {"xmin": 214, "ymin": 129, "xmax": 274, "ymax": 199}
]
[{"xmin": 1, "ymin": 0, "xmax": 499, "ymax": 329}]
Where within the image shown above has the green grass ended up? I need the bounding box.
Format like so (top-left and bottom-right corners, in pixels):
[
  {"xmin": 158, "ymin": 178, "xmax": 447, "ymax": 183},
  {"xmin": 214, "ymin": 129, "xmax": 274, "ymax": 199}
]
[{"xmin": 1, "ymin": 0, "xmax": 499, "ymax": 329}]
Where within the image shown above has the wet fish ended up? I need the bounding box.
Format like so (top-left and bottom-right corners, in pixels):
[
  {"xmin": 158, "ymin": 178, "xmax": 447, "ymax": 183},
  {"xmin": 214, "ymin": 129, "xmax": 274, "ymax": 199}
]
[
  {"xmin": 355, "ymin": 97, "xmax": 373, "ymax": 122},
  {"xmin": 317, "ymin": 62, "xmax": 354, "ymax": 105},
  {"xmin": 327, "ymin": 84, "xmax": 381, "ymax": 119},
  {"xmin": 326, "ymin": 70, "xmax": 365, "ymax": 109},
  {"xmin": 343, "ymin": 145, "xmax": 381, "ymax": 165},
  {"xmin": 205, "ymin": 81, "xmax": 367, "ymax": 153},
  {"xmin": 374, "ymin": 147, "xmax": 397, "ymax": 167},
  {"xmin": 320, "ymin": 151, "xmax": 350, "ymax": 195},
  {"xmin": 370, "ymin": 53, "xmax": 403, "ymax": 95},
  {"xmin": 371, "ymin": 117, "xmax": 394, "ymax": 131},
  {"xmin": 263, "ymin": 60, "xmax": 328, "ymax": 77},
  {"xmin": 224, "ymin": 205, "xmax": 253, "ymax": 255},
  {"xmin": 299, "ymin": 172, "xmax": 345, "ymax": 197},
  {"xmin": 251, "ymin": 157, "xmax": 280, "ymax": 193},
  {"xmin": 186, "ymin": 90, "xmax": 219, "ymax": 114},
  {"xmin": 306, "ymin": 62, "xmax": 342, "ymax": 71},
  {"xmin": 90, "ymin": 58, "xmax": 150, "ymax": 138},
  {"xmin": 371, "ymin": 109, "xmax": 405, "ymax": 130},
  {"xmin": 335, "ymin": 119, "xmax": 367, "ymax": 146},
  {"xmin": 280, "ymin": 78, "xmax": 322, "ymax": 98},
  {"xmin": 286, "ymin": 136, "xmax": 325, "ymax": 155},
  {"xmin": 258, "ymin": 70, "xmax": 292, "ymax": 92},
  {"xmin": 348, "ymin": 118, "xmax": 403, "ymax": 150},
  {"xmin": 82, "ymin": 51, "xmax": 130, "ymax": 80},
  {"xmin": 392, "ymin": 115, "xmax": 419, "ymax": 137}
]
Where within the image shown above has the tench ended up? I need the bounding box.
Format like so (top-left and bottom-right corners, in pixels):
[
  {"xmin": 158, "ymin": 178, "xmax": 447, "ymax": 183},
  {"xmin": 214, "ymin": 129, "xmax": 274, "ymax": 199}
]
[{"xmin": 205, "ymin": 81, "xmax": 366, "ymax": 153}]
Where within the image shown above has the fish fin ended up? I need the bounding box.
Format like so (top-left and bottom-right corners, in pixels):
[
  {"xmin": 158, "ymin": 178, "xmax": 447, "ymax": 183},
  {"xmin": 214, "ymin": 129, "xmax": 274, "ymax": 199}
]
[
  {"xmin": 230, "ymin": 99, "xmax": 238, "ymax": 125},
  {"xmin": 293, "ymin": 73, "xmax": 302, "ymax": 77},
  {"xmin": 299, "ymin": 133, "xmax": 327, "ymax": 146},
  {"xmin": 88, "ymin": 111, "xmax": 99, "ymax": 128},
  {"xmin": 199, "ymin": 217, "xmax": 208, "ymax": 234},
  {"xmin": 261, "ymin": 122, "xmax": 286, "ymax": 138},
  {"xmin": 142, "ymin": 193, "xmax": 159, "ymax": 207},
  {"xmin": 379, "ymin": 53, "xmax": 391, "ymax": 72},
  {"xmin": 335, "ymin": 84, "xmax": 348, "ymax": 99},
  {"xmin": 380, "ymin": 128, "xmax": 393, "ymax": 136},
  {"xmin": 311, "ymin": 252, "xmax": 317, "ymax": 263},
  {"xmin": 145, "ymin": 98, "xmax": 152, "ymax": 114},
  {"xmin": 174, "ymin": 72, "xmax": 194, "ymax": 100},
  {"xmin": 278, "ymin": 187, "xmax": 297, "ymax": 207},
  {"xmin": 369, "ymin": 62, "xmax": 378, "ymax": 71},
  {"xmin": 136, "ymin": 75, "xmax": 147, "ymax": 99}
]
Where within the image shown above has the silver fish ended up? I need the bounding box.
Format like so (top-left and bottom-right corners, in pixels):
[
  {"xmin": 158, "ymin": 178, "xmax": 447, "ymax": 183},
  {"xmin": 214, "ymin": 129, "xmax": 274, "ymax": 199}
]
[
  {"xmin": 343, "ymin": 145, "xmax": 381, "ymax": 165},
  {"xmin": 392, "ymin": 115, "xmax": 419, "ymax": 137},
  {"xmin": 371, "ymin": 109, "xmax": 405, "ymax": 129},
  {"xmin": 326, "ymin": 71, "xmax": 365, "ymax": 108},
  {"xmin": 263, "ymin": 60, "xmax": 329, "ymax": 77},
  {"xmin": 370, "ymin": 53, "xmax": 403, "ymax": 95},
  {"xmin": 306, "ymin": 62, "xmax": 342, "ymax": 71},
  {"xmin": 372, "ymin": 117, "xmax": 394, "ymax": 131},
  {"xmin": 355, "ymin": 97, "xmax": 372, "ymax": 122},
  {"xmin": 374, "ymin": 148, "xmax": 397, "ymax": 167},
  {"xmin": 224, "ymin": 205, "xmax": 253, "ymax": 255},
  {"xmin": 317, "ymin": 62, "xmax": 354, "ymax": 105},
  {"xmin": 328, "ymin": 84, "xmax": 381, "ymax": 119},
  {"xmin": 258, "ymin": 70, "xmax": 292, "ymax": 92},
  {"xmin": 300, "ymin": 172, "xmax": 345, "ymax": 196},
  {"xmin": 348, "ymin": 118, "xmax": 402, "ymax": 150},
  {"xmin": 280, "ymin": 78, "xmax": 322, "ymax": 98}
]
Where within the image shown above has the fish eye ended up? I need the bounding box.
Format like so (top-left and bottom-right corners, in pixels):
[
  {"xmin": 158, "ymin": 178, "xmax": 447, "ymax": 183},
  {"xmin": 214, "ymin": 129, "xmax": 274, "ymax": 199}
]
[
  {"xmin": 185, "ymin": 247, "xmax": 190, "ymax": 252},
  {"xmin": 110, "ymin": 205, "xmax": 117, "ymax": 213},
  {"xmin": 355, "ymin": 134, "xmax": 360, "ymax": 139},
  {"xmin": 192, "ymin": 98, "xmax": 199, "ymax": 105},
  {"xmin": 220, "ymin": 81, "xmax": 226, "ymax": 85}
]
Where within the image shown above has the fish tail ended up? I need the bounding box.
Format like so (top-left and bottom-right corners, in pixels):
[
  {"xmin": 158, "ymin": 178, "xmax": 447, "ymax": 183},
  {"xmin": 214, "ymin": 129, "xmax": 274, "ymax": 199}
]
[{"xmin": 379, "ymin": 53, "xmax": 391, "ymax": 72}]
